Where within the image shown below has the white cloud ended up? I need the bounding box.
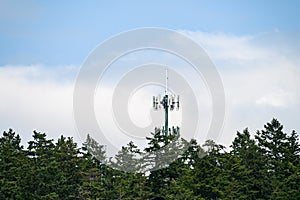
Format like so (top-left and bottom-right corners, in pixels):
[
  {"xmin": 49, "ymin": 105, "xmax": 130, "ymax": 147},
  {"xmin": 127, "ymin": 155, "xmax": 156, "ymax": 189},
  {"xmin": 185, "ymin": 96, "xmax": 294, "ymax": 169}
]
[
  {"xmin": 180, "ymin": 30, "xmax": 300, "ymax": 145},
  {"xmin": 255, "ymin": 87, "xmax": 295, "ymax": 107},
  {"xmin": 1, "ymin": 30, "xmax": 299, "ymax": 149},
  {"xmin": 0, "ymin": 65, "xmax": 77, "ymax": 145},
  {"xmin": 180, "ymin": 31, "xmax": 271, "ymax": 62}
]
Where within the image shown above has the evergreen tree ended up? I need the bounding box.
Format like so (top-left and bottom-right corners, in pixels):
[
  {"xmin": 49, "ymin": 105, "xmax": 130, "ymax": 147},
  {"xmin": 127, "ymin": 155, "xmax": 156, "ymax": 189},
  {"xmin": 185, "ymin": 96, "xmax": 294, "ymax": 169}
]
[
  {"xmin": 27, "ymin": 131, "xmax": 59, "ymax": 199},
  {"xmin": 111, "ymin": 141, "xmax": 142, "ymax": 173},
  {"xmin": 83, "ymin": 134, "xmax": 106, "ymax": 165},
  {"xmin": 0, "ymin": 119, "xmax": 299, "ymax": 199},
  {"xmin": 230, "ymin": 128, "xmax": 271, "ymax": 199},
  {"xmin": 255, "ymin": 119, "xmax": 300, "ymax": 198},
  {"xmin": 79, "ymin": 134, "xmax": 107, "ymax": 199},
  {"xmin": 53, "ymin": 136, "xmax": 85, "ymax": 199},
  {"xmin": 145, "ymin": 128, "xmax": 183, "ymax": 199},
  {"xmin": 109, "ymin": 141, "xmax": 152, "ymax": 199},
  {"xmin": 0, "ymin": 129, "xmax": 27, "ymax": 199}
]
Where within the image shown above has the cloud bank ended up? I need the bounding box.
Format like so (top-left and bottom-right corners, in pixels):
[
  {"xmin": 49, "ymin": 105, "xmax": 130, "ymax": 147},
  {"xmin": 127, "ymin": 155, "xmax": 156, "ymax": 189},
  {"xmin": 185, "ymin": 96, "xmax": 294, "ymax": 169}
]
[
  {"xmin": 182, "ymin": 30, "xmax": 300, "ymax": 144},
  {"xmin": 1, "ymin": 30, "xmax": 299, "ymax": 148}
]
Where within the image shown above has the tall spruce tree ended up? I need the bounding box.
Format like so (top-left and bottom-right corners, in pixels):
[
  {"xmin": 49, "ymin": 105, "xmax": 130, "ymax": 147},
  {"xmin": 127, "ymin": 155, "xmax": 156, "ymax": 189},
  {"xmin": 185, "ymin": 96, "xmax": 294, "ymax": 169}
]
[
  {"xmin": 255, "ymin": 119, "xmax": 300, "ymax": 198},
  {"xmin": 230, "ymin": 128, "xmax": 271, "ymax": 199},
  {"xmin": 0, "ymin": 129, "xmax": 27, "ymax": 199}
]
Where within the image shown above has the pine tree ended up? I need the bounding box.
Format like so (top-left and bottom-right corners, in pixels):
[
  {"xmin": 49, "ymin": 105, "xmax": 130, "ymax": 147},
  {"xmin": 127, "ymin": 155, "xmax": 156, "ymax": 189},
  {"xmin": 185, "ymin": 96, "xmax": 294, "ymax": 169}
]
[
  {"xmin": 0, "ymin": 129, "xmax": 27, "ymax": 199},
  {"xmin": 79, "ymin": 134, "xmax": 107, "ymax": 199},
  {"xmin": 110, "ymin": 141, "xmax": 142, "ymax": 173},
  {"xmin": 255, "ymin": 119, "xmax": 300, "ymax": 198},
  {"xmin": 27, "ymin": 131, "xmax": 58, "ymax": 199},
  {"xmin": 53, "ymin": 136, "xmax": 85, "ymax": 199},
  {"xmin": 83, "ymin": 134, "xmax": 106, "ymax": 165},
  {"xmin": 144, "ymin": 128, "xmax": 183, "ymax": 199},
  {"xmin": 230, "ymin": 128, "xmax": 270, "ymax": 199}
]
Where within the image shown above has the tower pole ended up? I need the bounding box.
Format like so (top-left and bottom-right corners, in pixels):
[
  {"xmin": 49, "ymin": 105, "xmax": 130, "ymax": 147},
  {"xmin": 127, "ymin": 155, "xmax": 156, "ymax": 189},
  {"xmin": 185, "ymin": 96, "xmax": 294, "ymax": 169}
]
[
  {"xmin": 153, "ymin": 67, "xmax": 180, "ymax": 136},
  {"xmin": 164, "ymin": 67, "xmax": 168, "ymax": 136},
  {"xmin": 164, "ymin": 94, "xmax": 168, "ymax": 136}
]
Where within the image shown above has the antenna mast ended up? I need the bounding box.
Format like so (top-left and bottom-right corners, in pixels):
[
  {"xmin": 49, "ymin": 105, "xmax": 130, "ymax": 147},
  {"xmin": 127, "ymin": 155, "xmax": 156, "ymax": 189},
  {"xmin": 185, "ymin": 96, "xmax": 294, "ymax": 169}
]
[
  {"xmin": 165, "ymin": 67, "xmax": 168, "ymax": 95},
  {"xmin": 152, "ymin": 67, "xmax": 180, "ymax": 136}
]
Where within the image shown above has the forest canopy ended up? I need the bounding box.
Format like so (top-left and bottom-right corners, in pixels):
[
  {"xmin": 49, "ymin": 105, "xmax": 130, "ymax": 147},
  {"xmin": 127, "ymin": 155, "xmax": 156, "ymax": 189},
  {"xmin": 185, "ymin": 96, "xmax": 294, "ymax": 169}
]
[{"xmin": 0, "ymin": 118, "xmax": 299, "ymax": 199}]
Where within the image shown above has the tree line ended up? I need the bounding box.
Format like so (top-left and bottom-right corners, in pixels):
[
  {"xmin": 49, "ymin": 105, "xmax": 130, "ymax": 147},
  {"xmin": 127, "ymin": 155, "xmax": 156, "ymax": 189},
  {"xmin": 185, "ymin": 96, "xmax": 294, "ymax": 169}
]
[{"xmin": 0, "ymin": 118, "xmax": 299, "ymax": 199}]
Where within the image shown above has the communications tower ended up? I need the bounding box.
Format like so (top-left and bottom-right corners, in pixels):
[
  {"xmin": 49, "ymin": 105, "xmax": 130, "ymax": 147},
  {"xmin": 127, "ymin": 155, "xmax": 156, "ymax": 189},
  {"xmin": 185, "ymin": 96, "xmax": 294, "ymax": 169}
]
[{"xmin": 152, "ymin": 68, "xmax": 180, "ymax": 136}]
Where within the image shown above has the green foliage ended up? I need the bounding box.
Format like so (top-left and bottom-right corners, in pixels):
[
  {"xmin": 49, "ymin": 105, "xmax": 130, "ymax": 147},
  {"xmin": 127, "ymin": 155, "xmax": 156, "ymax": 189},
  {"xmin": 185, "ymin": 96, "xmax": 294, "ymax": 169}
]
[
  {"xmin": 110, "ymin": 141, "xmax": 142, "ymax": 173},
  {"xmin": 83, "ymin": 134, "xmax": 106, "ymax": 164},
  {"xmin": 0, "ymin": 119, "xmax": 299, "ymax": 199},
  {"xmin": 0, "ymin": 129, "xmax": 26, "ymax": 199}
]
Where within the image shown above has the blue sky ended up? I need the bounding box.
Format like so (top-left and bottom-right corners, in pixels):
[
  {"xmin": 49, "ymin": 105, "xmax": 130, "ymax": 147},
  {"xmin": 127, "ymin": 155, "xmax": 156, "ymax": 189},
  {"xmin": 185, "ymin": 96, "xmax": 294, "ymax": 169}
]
[
  {"xmin": 1, "ymin": 1, "xmax": 300, "ymax": 148},
  {"xmin": 1, "ymin": 0, "xmax": 300, "ymax": 66}
]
